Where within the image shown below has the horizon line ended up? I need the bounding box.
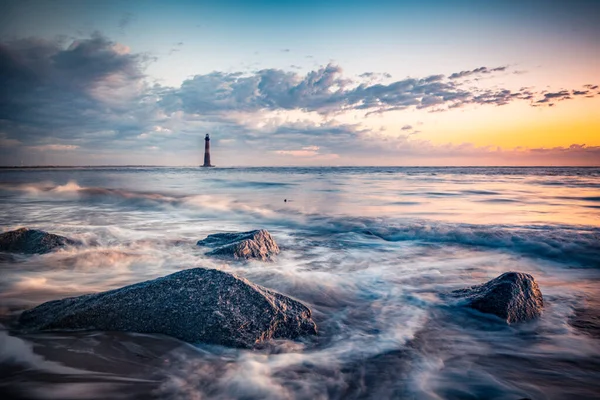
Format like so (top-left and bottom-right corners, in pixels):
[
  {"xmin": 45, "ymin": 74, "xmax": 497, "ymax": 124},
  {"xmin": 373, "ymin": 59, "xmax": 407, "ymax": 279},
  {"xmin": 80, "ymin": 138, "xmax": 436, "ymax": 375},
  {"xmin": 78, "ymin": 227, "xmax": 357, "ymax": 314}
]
[{"xmin": 1, "ymin": 165, "xmax": 599, "ymax": 169}]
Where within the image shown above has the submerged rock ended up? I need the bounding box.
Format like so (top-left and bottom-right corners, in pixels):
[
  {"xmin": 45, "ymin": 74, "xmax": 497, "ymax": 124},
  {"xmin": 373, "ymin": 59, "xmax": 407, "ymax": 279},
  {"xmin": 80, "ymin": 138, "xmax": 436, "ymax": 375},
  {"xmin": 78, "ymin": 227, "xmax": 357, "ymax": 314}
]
[
  {"xmin": 452, "ymin": 272, "xmax": 544, "ymax": 323},
  {"xmin": 0, "ymin": 228, "xmax": 78, "ymax": 254},
  {"xmin": 197, "ymin": 229, "xmax": 280, "ymax": 261},
  {"xmin": 18, "ymin": 267, "xmax": 317, "ymax": 348}
]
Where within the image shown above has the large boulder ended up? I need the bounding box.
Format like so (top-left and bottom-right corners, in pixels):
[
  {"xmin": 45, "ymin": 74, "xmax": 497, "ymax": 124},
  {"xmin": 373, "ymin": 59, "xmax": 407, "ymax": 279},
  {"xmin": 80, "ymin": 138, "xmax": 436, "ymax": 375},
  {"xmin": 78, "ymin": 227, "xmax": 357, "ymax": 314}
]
[
  {"xmin": 18, "ymin": 268, "xmax": 317, "ymax": 348},
  {"xmin": 0, "ymin": 227, "xmax": 78, "ymax": 254},
  {"xmin": 452, "ymin": 272, "xmax": 544, "ymax": 323},
  {"xmin": 197, "ymin": 229, "xmax": 280, "ymax": 261}
]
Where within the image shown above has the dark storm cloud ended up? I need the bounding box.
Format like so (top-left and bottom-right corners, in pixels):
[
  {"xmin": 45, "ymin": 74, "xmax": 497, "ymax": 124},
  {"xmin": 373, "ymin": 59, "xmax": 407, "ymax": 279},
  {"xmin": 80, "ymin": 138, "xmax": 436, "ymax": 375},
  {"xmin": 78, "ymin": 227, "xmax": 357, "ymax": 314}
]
[
  {"xmin": 0, "ymin": 33, "xmax": 146, "ymax": 102},
  {"xmin": 53, "ymin": 37, "xmax": 145, "ymax": 87},
  {"xmin": 0, "ymin": 33, "xmax": 156, "ymax": 150}
]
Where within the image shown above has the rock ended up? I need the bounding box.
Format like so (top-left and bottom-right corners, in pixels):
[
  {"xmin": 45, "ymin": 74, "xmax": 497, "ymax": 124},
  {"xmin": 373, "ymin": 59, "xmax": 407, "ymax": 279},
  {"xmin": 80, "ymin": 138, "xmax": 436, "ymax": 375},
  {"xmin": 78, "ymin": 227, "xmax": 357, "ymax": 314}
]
[
  {"xmin": 452, "ymin": 272, "xmax": 544, "ymax": 323},
  {"xmin": 18, "ymin": 267, "xmax": 317, "ymax": 348},
  {"xmin": 0, "ymin": 228, "xmax": 78, "ymax": 254},
  {"xmin": 197, "ymin": 229, "xmax": 280, "ymax": 261}
]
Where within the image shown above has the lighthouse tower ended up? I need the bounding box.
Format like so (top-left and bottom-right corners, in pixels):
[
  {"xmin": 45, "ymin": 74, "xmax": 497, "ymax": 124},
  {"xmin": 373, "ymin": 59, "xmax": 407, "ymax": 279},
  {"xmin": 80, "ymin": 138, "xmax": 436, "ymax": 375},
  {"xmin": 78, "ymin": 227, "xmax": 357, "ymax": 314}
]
[{"xmin": 202, "ymin": 133, "xmax": 214, "ymax": 167}]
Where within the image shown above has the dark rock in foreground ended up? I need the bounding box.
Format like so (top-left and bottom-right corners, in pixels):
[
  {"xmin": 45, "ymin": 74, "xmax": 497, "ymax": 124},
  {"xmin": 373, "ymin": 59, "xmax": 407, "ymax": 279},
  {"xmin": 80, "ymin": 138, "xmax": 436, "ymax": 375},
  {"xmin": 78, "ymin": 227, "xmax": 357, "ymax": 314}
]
[
  {"xmin": 452, "ymin": 272, "xmax": 544, "ymax": 323},
  {"xmin": 0, "ymin": 228, "xmax": 78, "ymax": 254},
  {"xmin": 18, "ymin": 268, "xmax": 317, "ymax": 348},
  {"xmin": 197, "ymin": 229, "xmax": 280, "ymax": 261}
]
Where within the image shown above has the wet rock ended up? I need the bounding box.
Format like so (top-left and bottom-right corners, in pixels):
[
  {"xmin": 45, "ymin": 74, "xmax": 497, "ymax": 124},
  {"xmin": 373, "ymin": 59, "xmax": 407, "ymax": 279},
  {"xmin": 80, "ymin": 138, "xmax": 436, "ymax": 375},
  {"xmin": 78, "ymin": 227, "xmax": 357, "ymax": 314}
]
[
  {"xmin": 18, "ymin": 267, "xmax": 317, "ymax": 348},
  {"xmin": 0, "ymin": 228, "xmax": 78, "ymax": 254},
  {"xmin": 197, "ymin": 229, "xmax": 280, "ymax": 261},
  {"xmin": 452, "ymin": 272, "xmax": 543, "ymax": 323}
]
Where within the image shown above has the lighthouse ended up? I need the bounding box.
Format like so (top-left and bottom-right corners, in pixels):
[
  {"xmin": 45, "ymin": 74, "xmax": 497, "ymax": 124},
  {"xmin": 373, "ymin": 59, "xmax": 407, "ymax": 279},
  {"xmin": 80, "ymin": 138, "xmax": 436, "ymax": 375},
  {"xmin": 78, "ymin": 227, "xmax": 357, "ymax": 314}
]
[{"xmin": 202, "ymin": 133, "xmax": 214, "ymax": 167}]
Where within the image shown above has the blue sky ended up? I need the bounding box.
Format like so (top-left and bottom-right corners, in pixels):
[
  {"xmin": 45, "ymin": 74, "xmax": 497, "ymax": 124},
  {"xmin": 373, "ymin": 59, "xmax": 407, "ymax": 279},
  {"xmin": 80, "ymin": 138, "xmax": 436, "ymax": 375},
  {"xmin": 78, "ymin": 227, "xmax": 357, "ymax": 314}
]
[{"xmin": 0, "ymin": 0, "xmax": 599, "ymax": 165}]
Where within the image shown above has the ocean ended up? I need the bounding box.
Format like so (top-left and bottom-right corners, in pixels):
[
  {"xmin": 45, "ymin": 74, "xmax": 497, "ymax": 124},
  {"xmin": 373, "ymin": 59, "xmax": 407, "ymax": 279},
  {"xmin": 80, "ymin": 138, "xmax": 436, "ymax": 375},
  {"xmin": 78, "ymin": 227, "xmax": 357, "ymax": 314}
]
[{"xmin": 0, "ymin": 166, "xmax": 599, "ymax": 399}]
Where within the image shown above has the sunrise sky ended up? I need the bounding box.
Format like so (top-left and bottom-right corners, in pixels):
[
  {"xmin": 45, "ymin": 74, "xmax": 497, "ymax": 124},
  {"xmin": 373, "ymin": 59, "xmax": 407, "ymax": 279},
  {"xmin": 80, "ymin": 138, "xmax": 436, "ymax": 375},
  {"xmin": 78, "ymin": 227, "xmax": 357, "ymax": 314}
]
[{"xmin": 1, "ymin": 0, "xmax": 599, "ymax": 166}]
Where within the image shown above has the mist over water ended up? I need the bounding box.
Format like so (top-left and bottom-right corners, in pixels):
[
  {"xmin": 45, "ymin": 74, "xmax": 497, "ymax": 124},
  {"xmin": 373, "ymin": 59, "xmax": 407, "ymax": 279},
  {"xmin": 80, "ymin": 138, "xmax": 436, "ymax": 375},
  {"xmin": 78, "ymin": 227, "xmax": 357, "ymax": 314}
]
[{"xmin": 0, "ymin": 167, "xmax": 599, "ymax": 399}]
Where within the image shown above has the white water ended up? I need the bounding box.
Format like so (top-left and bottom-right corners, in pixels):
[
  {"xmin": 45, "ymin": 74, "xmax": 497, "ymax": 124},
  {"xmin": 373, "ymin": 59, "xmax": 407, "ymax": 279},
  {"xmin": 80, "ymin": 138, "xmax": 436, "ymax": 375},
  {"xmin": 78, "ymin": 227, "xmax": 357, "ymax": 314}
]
[{"xmin": 0, "ymin": 167, "xmax": 599, "ymax": 399}]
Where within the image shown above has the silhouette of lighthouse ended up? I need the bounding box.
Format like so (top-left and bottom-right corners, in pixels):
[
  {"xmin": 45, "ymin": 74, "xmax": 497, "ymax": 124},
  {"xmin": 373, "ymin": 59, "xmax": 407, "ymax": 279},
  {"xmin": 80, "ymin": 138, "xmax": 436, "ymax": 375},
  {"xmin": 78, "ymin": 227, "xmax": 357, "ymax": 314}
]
[{"xmin": 202, "ymin": 133, "xmax": 214, "ymax": 167}]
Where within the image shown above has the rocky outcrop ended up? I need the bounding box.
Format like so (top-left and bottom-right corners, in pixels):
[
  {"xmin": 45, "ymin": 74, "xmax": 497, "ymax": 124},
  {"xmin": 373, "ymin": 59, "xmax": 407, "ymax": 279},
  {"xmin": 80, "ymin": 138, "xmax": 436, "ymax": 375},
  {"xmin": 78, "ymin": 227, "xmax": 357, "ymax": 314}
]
[
  {"xmin": 197, "ymin": 229, "xmax": 280, "ymax": 261},
  {"xmin": 0, "ymin": 228, "xmax": 78, "ymax": 254},
  {"xmin": 18, "ymin": 267, "xmax": 317, "ymax": 348},
  {"xmin": 452, "ymin": 272, "xmax": 544, "ymax": 323}
]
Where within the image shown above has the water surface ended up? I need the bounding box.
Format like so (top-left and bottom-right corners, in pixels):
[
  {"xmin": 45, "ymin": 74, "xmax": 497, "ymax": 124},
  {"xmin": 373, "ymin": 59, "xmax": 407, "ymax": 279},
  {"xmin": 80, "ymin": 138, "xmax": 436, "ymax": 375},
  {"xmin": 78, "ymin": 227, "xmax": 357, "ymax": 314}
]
[{"xmin": 0, "ymin": 167, "xmax": 599, "ymax": 399}]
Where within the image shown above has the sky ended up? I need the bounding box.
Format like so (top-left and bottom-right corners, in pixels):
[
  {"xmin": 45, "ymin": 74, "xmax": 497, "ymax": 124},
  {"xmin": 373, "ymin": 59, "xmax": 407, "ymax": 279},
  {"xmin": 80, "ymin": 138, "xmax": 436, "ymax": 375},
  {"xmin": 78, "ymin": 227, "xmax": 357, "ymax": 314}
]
[{"xmin": 0, "ymin": 0, "xmax": 599, "ymax": 166}]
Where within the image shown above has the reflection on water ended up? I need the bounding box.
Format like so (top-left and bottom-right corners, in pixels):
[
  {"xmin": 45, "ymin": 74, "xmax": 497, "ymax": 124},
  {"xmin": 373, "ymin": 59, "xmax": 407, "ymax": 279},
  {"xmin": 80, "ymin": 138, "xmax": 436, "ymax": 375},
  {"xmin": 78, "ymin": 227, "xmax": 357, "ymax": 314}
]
[{"xmin": 0, "ymin": 167, "xmax": 599, "ymax": 399}]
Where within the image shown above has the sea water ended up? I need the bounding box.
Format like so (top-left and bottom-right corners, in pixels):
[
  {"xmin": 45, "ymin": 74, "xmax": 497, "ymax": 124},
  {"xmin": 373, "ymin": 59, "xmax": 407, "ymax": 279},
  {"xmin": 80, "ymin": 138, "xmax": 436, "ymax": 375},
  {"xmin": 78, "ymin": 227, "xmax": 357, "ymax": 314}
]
[{"xmin": 0, "ymin": 167, "xmax": 599, "ymax": 399}]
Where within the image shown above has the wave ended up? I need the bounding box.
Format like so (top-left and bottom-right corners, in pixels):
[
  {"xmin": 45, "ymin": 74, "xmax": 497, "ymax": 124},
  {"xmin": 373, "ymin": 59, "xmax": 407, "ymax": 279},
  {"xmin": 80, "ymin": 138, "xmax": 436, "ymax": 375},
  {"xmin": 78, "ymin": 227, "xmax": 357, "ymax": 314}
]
[
  {"xmin": 363, "ymin": 222, "xmax": 600, "ymax": 267},
  {"xmin": 461, "ymin": 190, "xmax": 501, "ymax": 195},
  {"xmin": 558, "ymin": 196, "xmax": 600, "ymax": 202},
  {"xmin": 286, "ymin": 217, "xmax": 600, "ymax": 268},
  {"xmin": 0, "ymin": 181, "xmax": 277, "ymax": 220},
  {"xmin": 2, "ymin": 181, "xmax": 599, "ymax": 268},
  {"xmin": 0, "ymin": 326, "xmax": 93, "ymax": 375},
  {"xmin": 226, "ymin": 181, "xmax": 295, "ymax": 189}
]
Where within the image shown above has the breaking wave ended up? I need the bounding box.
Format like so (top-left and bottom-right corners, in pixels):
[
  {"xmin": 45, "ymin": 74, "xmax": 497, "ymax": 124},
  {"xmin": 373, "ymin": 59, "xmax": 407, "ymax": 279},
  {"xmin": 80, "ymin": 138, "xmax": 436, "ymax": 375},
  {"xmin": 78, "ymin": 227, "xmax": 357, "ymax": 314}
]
[
  {"xmin": 1, "ymin": 167, "xmax": 599, "ymax": 399},
  {"xmin": 1, "ymin": 180, "xmax": 599, "ymax": 267}
]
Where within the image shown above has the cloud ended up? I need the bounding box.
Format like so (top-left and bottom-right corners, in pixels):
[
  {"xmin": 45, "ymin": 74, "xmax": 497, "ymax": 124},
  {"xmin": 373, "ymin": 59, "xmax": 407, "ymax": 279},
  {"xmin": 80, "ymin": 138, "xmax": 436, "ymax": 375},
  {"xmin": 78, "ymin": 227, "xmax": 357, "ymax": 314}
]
[
  {"xmin": 274, "ymin": 145, "xmax": 340, "ymax": 162},
  {"xmin": 275, "ymin": 145, "xmax": 320, "ymax": 157},
  {"xmin": 352, "ymin": 134, "xmax": 600, "ymax": 166},
  {"xmin": 359, "ymin": 72, "xmax": 392, "ymax": 80},
  {"xmin": 159, "ymin": 64, "xmax": 353, "ymax": 115},
  {"xmin": 0, "ymin": 33, "xmax": 158, "ymax": 157},
  {"xmin": 30, "ymin": 144, "xmax": 79, "ymax": 151},
  {"xmin": 139, "ymin": 126, "xmax": 173, "ymax": 137},
  {"xmin": 534, "ymin": 90, "xmax": 573, "ymax": 104},
  {"xmin": 161, "ymin": 64, "xmax": 594, "ymax": 117},
  {"xmin": 0, "ymin": 133, "xmax": 21, "ymax": 147},
  {"xmin": 448, "ymin": 66, "xmax": 506, "ymax": 80},
  {"xmin": 0, "ymin": 33, "xmax": 597, "ymax": 166}
]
